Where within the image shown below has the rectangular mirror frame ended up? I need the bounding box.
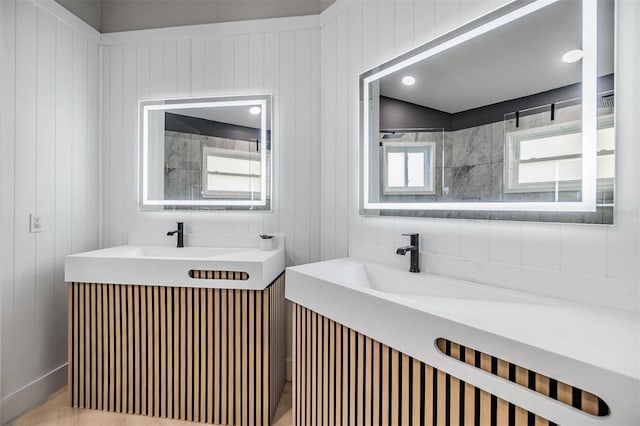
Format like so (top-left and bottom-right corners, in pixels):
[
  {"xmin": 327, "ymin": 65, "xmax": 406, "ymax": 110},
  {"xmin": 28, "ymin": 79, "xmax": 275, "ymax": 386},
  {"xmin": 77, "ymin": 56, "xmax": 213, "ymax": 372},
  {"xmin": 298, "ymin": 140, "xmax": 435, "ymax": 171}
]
[
  {"xmin": 138, "ymin": 94, "xmax": 273, "ymax": 210},
  {"xmin": 359, "ymin": 0, "xmax": 600, "ymax": 214}
]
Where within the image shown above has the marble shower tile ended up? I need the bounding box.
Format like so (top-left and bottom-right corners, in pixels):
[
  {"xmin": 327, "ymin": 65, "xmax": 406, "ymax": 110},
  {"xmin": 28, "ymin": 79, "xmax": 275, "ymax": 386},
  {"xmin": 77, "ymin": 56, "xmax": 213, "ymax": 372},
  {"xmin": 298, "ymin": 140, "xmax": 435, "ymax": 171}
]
[
  {"xmin": 165, "ymin": 132, "xmax": 189, "ymax": 168},
  {"xmin": 164, "ymin": 168, "xmax": 189, "ymax": 200},
  {"xmin": 452, "ymin": 125, "xmax": 491, "ymax": 167},
  {"xmin": 188, "ymin": 134, "xmax": 203, "ymax": 168},
  {"xmin": 490, "ymin": 121, "xmax": 505, "ymax": 163},
  {"xmin": 490, "ymin": 161, "xmax": 504, "ymax": 201},
  {"xmin": 442, "ymin": 131, "xmax": 453, "ymax": 168},
  {"xmin": 449, "ymin": 163, "xmax": 492, "ymax": 201}
]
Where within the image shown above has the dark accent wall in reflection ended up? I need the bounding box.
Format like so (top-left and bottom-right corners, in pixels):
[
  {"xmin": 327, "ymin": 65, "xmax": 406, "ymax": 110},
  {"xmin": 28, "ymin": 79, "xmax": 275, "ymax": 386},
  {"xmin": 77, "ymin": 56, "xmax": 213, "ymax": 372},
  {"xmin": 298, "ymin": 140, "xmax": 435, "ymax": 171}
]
[
  {"xmin": 379, "ymin": 96, "xmax": 452, "ymax": 131},
  {"xmin": 165, "ymin": 113, "xmax": 271, "ymax": 147}
]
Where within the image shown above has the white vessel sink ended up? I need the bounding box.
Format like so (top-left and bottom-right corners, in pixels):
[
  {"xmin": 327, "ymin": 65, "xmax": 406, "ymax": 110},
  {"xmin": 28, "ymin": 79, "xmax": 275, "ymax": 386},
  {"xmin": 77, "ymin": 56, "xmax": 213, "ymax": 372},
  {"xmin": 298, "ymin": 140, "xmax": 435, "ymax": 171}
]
[{"xmin": 65, "ymin": 244, "xmax": 284, "ymax": 290}]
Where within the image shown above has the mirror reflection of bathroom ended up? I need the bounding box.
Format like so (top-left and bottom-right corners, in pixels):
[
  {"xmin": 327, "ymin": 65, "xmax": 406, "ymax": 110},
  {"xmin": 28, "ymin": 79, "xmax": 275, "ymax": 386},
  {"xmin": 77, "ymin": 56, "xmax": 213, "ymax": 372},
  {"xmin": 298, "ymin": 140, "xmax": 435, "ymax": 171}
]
[
  {"xmin": 143, "ymin": 98, "xmax": 272, "ymax": 209},
  {"xmin": 370, "ymin": 0, "xmax": 614, "ymax": 223}
]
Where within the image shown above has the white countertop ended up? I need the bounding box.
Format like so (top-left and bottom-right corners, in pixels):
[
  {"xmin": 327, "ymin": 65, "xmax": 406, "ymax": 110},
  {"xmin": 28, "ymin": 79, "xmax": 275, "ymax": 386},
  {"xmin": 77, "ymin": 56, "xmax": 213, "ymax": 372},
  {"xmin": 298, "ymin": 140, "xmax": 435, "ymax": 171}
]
[
  {"xmin": 66, "ymin": 244, "xmax": 285, "ymax": 290},
  {"xmin": 285, "ymin": 257, "xmax": 640, "ymax": 426}
]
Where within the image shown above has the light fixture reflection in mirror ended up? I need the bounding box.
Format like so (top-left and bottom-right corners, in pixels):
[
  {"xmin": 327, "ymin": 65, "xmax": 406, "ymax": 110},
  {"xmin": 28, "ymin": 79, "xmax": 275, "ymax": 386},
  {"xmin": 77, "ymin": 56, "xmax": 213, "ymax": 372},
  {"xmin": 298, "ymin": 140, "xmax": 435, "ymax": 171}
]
[
  {"xmin": 360, "ymin": 0, "xmax": 606, "ymax": 216},
  {"xmin": 139, "ymin": 94, "xmax": 272, "ymax": 210}
]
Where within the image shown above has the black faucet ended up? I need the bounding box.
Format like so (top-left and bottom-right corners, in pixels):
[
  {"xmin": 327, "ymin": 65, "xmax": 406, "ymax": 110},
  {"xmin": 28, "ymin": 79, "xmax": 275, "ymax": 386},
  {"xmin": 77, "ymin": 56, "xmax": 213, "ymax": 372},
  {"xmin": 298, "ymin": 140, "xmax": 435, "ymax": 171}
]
[
  {"xmin": 396, "ymin": 233, "xmax": 420, "ymax": 273},
  {"xmin": 167, "ymin": 222, "xmax": 184, "ymax": 248}
]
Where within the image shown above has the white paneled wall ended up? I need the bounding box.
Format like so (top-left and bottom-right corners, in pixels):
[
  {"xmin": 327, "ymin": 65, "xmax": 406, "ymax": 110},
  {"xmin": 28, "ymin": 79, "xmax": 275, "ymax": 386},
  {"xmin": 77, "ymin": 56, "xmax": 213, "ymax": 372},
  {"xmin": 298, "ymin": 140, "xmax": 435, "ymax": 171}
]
[
  {"xmin": 0, "ymin": 0, "xmax": 100, "ymax": 420},
  {"xmin": 101, "ymin": 16, "xmax": 321, "ymax": 268},
  {"xmin": 319, "ymin": 0, "xmax": 640, "ymax": 312}
]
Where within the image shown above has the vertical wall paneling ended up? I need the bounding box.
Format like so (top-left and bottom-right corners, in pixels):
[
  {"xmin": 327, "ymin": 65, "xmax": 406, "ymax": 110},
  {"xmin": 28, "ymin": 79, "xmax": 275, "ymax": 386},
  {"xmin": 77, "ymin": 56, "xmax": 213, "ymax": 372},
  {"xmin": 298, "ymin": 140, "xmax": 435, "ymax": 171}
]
[
  {"xmin": 262, "ymin": 32, "xmax": 280, "ymax": 236},
  {"xmin": 0, "ymin": 0, "xmax": 106, "ymax": 412},
  {"xmin": 71, "ymin": 32, "xmax": 88, "ymax": 254},
  {"xmin": 13, "ymin": 0, "xmax": 38, "ymax": 393},
  {"xmin": 294, "ymin": 30, "xmax": 312, "ymax": 266},
  {"xmin": 108, "ymin": 44, "xmax": 124, "ymax": 247},
  {"xmin": 278, "ymin": 31, "xmax": 296, "ymax": 264},
  {"xmin": 0, "ymin": 1, "xmax": 99, "ymax": 414},
  {"xmin": 319, "ymin": 0, "xmax": 640, "ymax": 312},
  {"xmin": 378, "ymin": 1, "xmax": 395, "ymax": 57},
  {"xmin": 335, "ymin": 13, "xmax": 349, "ymax": 258},
  {"xmin": 122, "ymin": 43, "xmax": 137, "ymax": 256},
  {"xmin": 320, "ymin": 19, "xmax": 337, "ymax": 260},
  {"xmin": 347, "ymin": 1, "xmax": 363, "ymax": 246},
  {"xmin": 35, "ymin": 6, "xmax": 57, "ymax": 377},
  {"xmin": 101, "ymin": 18, "xmax": 321, "ymax": 271},
  {"xmin": 394, "ymin": 0, "xmax": 414, "ymax": 54},
  {"xmin": 309, "ymin": 28, "xmax": 322, "ymax": 263},
  {"xmin": 87, "ymin": 38, "xmax": 100, "ymax": 251},
  {"xmin": 0, "ymin": 0, "xmax": 16, "ymax": 404}
]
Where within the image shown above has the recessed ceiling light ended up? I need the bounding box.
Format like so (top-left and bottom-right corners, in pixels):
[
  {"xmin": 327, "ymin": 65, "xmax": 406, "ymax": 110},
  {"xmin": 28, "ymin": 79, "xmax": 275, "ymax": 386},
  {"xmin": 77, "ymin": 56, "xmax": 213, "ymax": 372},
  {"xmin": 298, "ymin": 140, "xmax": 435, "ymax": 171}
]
[
  {"xmin": 249, "ymin": 106, "xmax": 261, "ymax": 115},
  {"xmin": 562, "ymin": 49, "xmax": 583, "ymax": 63},
  {"xmin": 401, "ymin": 76, "xmax": 416, "ymax": 86}
]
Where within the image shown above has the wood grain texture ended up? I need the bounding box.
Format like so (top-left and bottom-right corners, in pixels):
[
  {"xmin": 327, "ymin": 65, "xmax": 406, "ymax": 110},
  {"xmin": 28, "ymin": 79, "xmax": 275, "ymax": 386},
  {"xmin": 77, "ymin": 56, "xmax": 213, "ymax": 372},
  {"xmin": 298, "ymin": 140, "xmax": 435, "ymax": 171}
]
[
  {"xmin": 292, "ymin": 304, "xmax": 555, "ymax": 426},
  {"xmin": 67, "ymin": 273, "xmax": 285, "ymax": 425},
  {"xmin": 189, "ymin": 270, "xmax": 249, "ymax": 280},
  {"xmin": 435, "ymin": 337, "xmax": 609, "ymax": 417}
]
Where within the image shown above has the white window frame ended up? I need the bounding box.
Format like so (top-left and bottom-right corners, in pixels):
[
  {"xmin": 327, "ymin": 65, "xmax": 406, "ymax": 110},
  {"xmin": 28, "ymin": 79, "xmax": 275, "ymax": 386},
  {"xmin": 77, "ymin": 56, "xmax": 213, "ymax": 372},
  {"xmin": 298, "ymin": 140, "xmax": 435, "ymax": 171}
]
[
  {"xmin": 201, "ymin": 146, "xmax": 262, "ymax": 200},
  {"xmin": 382, "ymin": 141, "xmax": 436, "ymax": 195},
  {"xmin": 505, "ymin": 115, "xmax": 614, "ymax": 193}
]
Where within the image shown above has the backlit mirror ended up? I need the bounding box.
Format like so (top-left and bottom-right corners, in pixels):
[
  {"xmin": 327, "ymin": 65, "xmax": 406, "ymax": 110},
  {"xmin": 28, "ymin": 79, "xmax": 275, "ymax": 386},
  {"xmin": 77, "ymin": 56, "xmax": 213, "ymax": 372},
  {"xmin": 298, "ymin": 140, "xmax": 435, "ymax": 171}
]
[
  {"xmin": 360, "ymin": 0, "xmax": 615, "ymax": 223},
  {"xmin": 139, "ymin": 94, "xmax": 272, "ymax": 210}
]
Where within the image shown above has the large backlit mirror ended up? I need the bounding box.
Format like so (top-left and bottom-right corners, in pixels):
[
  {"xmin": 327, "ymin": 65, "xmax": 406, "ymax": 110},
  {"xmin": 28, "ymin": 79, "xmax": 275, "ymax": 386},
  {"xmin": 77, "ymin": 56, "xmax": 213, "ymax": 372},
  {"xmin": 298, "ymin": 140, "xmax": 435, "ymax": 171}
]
[
  {"xmin": 139, "ymin": 94, "xmax": 272, "ymax": 210},
  {"xmin": 360, "ymin": 0, "xmax": 615, "ymax": 223}
]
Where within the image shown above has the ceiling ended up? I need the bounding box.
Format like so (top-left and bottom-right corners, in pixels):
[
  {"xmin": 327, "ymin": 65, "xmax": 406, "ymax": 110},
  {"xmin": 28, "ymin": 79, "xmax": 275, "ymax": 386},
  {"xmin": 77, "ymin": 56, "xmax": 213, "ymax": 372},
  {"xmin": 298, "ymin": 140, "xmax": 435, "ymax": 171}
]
[
  {"xmin": 56, "ymin": 0, "xmax": 335, "ymax": 33},
  {"xmin": 380, "ymin": 0, "xmax": 614, "ymax": 114}
]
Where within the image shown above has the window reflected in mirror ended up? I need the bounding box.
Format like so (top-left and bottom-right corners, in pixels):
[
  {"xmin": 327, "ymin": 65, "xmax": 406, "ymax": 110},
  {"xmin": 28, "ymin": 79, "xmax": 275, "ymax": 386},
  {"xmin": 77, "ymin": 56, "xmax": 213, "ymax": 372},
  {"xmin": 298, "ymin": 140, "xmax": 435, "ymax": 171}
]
[
  {"xmin": 360, "ymin": 0, "xmax": 615, "ymax": 224},
  {"xmin": 139, "ymin": 94, "xmax": 272, "ymax": 210}
]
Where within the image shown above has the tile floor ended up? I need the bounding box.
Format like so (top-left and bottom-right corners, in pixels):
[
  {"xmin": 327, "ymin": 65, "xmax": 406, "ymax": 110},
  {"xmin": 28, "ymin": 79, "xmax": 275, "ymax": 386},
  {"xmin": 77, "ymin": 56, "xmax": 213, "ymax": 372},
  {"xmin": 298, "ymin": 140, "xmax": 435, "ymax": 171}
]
[{"xmin": 12, "ymin": 382, "xmax": 293, "ymax": 426}]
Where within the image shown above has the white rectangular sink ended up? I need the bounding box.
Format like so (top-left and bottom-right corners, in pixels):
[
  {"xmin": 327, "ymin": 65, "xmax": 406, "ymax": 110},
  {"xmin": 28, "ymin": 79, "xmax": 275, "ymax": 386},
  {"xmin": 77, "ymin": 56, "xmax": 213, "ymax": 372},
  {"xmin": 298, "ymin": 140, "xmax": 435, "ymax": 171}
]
[
  {"xmin": 66, "ymin": 245, "xmax": 284, "ymax": 290},
  {"xmin": 286, "ymin": 257, "xmax": 640, "ymax": 426}
]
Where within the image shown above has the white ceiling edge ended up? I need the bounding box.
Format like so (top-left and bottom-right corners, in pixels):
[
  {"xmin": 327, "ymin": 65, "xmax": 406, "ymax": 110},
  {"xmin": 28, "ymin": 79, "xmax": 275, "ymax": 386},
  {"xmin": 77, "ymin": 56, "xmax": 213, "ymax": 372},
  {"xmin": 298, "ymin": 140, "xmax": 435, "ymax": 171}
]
[
  {"xmin": 33, "ymin": 0, "xmax": 101, "ymax": 43},
  {"xmin": 319, "ymin": 0, "xmax": 355, "ymax": 26},
  {"xmin": 100, "ymin": 14, "xmax": 320, "ymax": 45}
]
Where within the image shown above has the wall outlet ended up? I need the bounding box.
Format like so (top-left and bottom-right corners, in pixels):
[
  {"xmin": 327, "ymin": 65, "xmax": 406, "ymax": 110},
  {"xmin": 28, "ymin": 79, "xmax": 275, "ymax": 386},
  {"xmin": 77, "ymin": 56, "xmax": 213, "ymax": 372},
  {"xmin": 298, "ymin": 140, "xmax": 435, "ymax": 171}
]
[{"xmin": 29, "ymin": 213, "xmax": 42, "ymax": 233}]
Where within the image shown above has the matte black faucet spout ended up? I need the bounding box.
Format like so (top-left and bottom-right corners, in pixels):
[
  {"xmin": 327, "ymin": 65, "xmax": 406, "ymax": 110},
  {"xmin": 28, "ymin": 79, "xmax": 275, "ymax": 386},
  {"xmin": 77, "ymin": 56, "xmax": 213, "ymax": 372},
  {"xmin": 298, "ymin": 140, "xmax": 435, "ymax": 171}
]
[
  {"xmin": 167, "ymin": 222, "xmax": 184, "ymax": 248},
  {"xmin": 397, "ymin": 233, "xmax": 420, "ymax": 273},
  {"xmin": 396, "ymin": 246, "xmax": 413, "ymax": 255}
]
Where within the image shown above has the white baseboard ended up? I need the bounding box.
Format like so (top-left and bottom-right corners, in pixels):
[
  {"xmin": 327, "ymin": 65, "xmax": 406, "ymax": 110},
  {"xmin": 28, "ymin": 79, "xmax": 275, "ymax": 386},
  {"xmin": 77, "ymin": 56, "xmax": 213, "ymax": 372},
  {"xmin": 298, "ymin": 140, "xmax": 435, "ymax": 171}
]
[{"xmin": 0, "ymin": 364, "xmax": 67, "ymax": 425}]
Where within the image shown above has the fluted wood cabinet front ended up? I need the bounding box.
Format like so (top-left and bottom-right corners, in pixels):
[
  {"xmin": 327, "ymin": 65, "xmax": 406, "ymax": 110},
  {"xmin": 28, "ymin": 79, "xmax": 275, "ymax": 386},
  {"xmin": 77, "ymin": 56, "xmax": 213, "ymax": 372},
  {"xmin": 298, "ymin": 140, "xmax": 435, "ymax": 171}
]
[
  {"xmin": 68, "ymin": 273, "xmax": 286, "ymax": 426},
  {"xmin": 292, "ymin": 303, "xmax": 556, "ymax": 426}
]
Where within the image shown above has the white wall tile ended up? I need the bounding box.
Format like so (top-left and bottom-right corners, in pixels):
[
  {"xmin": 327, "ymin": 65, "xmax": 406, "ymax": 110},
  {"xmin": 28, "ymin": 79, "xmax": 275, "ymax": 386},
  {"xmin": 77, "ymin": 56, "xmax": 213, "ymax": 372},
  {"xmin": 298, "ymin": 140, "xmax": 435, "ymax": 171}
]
[
  {"xmin": 522, "ymin": 223, "xmax": 561, "ymax": 271},
  {"xmin": 430, "ymin": 219, "xmax": 461, "ymax": 257},
  {"xmin": 488, "ymin": 222, "xmax": 522, "ymax": 265},
  {"xmin": 560, "ymin": 225, "xmax": 607, "ymax": 277},
  {"xmin": 460, "ymin": 220, "xmax": 489, "ymax": 261}
]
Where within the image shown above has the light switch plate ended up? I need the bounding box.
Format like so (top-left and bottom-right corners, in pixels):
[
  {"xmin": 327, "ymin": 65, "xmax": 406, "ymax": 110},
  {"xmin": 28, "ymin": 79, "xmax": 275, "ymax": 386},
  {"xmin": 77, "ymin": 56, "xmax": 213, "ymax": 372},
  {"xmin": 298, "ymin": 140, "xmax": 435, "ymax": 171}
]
[{"xmin": 29, "ymin": 213, "xmax": 42, "ymax": 233}]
